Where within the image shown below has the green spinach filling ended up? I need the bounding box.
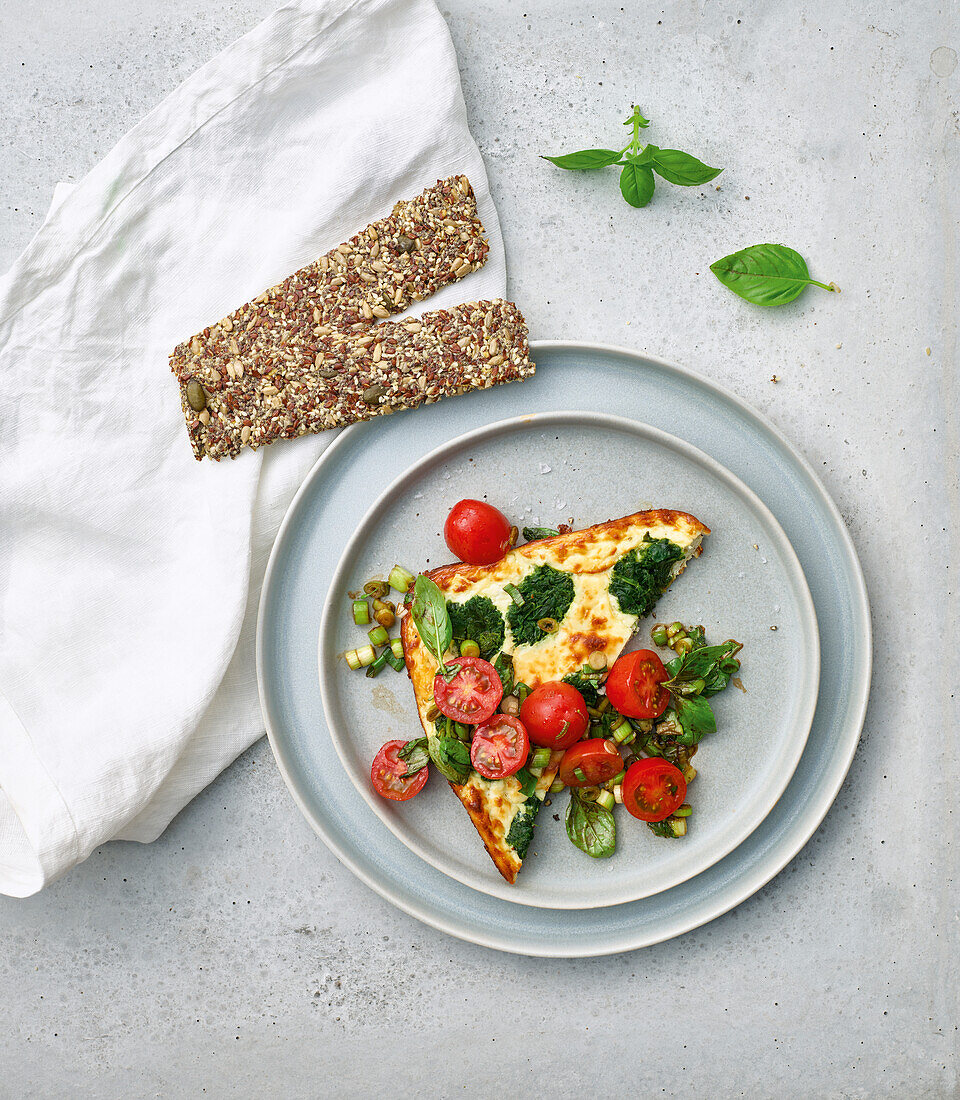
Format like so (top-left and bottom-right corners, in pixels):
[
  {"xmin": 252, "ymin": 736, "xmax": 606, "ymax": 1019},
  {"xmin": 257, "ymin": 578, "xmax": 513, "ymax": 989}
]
[
  {"xmin": 446, "ymin": 595, "xmax": 505, "ymax": 660},
  {"xmin": 505, "ymin": 797, "xmax": 540, "ymax": 859},
  {"xmin": 506, "ymin": 563, "xmax": 575, "ymax": 647},
  {"xmin": 608, "ymin": 536, "xmax": 684, "ymax": 619}
]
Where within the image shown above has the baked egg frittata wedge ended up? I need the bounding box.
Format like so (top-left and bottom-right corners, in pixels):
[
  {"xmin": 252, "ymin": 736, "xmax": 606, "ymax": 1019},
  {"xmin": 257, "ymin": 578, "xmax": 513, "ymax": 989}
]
[{"xmin": 400, "ymin": 508, "xmax": 710, "ymax": 884}]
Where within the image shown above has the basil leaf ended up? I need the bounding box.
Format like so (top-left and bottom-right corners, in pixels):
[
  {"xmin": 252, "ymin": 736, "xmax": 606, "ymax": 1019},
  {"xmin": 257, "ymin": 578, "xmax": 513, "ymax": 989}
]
[
  {"xmin": 619, "ymin": 158, "xmax": 656, "ymax": 208},
  {"xmin": 646, "ymin": 145, "xmax": 722, "ymax": 186},
  {"xmin": 522, "ymin": 526, "xmax": 560, "ymax": 542},
  {"xmin": 412, "ymin": 574, "xmax": 452, "ymax": 672},
  {"xmin": 515, "ymin": 766, "xmax": 539, "ymax": 799},
  {"xmin": 398, "ymin": 736, "xmax": 430, "ymax": 777},
  {"xmin": 710, "ymin": 244, "xmax": 837, "ymax": 307},
  {"xmin": 493, "ymin": 651, "xmax": 515, "ymax": 697},
  {"xmin": 428, "ymin": 734, "xmax": 472, "ymax": 784},
  {"xmin": 541, "ymin": 148, "xmax": 623, "ymax": 170},
  {"xmin": 672, "ymin": 694, "xmax": 716, "ymax": 745},
  {"xmin": 565, "ymin": 792, "xmax": 616, "ymax": 858}
]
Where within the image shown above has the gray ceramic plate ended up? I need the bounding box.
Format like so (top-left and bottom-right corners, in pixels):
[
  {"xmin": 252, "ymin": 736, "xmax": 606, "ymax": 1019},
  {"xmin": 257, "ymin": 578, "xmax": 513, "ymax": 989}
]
[
  {"xmin": 257, "ymin": 342, "xmax": 871, "ymax": 955},
  {"xmin": 318, "ymin": 411, "xmax": 819, "ymax": 908}
]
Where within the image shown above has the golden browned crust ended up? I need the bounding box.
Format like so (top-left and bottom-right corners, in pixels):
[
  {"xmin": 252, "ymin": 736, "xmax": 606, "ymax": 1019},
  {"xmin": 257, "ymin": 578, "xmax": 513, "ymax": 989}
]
[
  {"xmin": 449, "ymin": 781, "xmax": 522, "ymax": 883},
  {"xmin": 424, "ymin": 509, "xmax": 709, "ymax": 592}
]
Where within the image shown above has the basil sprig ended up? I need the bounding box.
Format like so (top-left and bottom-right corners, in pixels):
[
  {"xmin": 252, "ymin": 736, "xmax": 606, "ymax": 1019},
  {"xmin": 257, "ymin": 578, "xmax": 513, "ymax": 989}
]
[
  {"xmin": 542, "ymin": 105, "xmax": 722, "ymax": 209},
  {"xmin": 411, "ymin": 574, "xmax": 453, "ymax": 677},
  {"xmin": 662, "ymin": 637, "xmax": 743, "ymax": 745},
  {"xmin": 710, "ymin": 244, "xmax": 839, "ymax": 307},
  {"xmin": 565, "ymin": 791, "xmax": 616, "ymax": 858}
]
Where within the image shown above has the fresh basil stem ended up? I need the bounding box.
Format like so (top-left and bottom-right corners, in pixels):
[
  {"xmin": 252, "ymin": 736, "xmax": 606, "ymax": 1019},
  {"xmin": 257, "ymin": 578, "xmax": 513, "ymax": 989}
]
[{"xmin": 541, "ymin": 104, "xmax": 721, "ymax": 210}]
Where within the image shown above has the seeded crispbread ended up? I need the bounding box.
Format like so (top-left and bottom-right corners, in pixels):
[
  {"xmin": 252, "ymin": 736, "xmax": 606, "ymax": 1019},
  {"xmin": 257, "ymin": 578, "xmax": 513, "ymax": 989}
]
[{"xmin": 174, "ymin": 299, "xmax": 534, "ymax": 460}]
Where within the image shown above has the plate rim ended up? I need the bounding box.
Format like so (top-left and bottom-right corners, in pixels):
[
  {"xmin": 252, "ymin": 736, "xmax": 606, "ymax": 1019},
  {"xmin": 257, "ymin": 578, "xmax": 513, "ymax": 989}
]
[
  {"xmin": 316, "ymin": 408, "xmax": 820, "ymax": 908},
  {"xmin": 257, "ymin": 339, "xmax": 872, "ymax": 955}
]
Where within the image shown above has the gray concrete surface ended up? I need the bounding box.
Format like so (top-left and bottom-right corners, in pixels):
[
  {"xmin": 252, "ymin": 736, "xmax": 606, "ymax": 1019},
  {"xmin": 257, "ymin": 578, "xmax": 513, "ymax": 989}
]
[{"xmin": 1, "ymin": 1, "xmax": 957, "ymax": 1096}]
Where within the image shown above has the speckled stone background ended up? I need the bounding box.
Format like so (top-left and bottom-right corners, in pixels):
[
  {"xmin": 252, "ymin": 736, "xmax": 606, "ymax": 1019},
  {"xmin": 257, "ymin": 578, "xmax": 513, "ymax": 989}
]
[{"xmin": 1, "ymin": 1, "xmax": 957, "ymax": 1097}]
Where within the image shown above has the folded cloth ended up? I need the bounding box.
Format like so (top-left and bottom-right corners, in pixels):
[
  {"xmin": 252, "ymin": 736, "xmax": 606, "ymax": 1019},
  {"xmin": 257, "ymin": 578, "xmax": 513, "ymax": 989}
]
[{"xmin": 0, "ymin": 0, "xmax": 506, "ymax": 897}]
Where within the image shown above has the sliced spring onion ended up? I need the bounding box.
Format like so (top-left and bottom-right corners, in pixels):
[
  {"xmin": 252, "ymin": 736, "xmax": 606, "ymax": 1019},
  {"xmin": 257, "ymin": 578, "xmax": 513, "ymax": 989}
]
[
  {"xmin": 459, "ymin": 639, "xmax": 481, "ymax": 659},
  {"xmin": 515, "ymin": 683, "xmax": 531, "ymax": 705},
  {"xmin": 364, "ymin": 579, "xmax": 389, "ymax": 599},
  {"xmin": 595, "ymin": 789, "xmax": 615, "ymax": 811},
  {"xmin": 683, "ymin": 764, "xmax": 698, "ymax": 783},
  {"xmin": 344, "ymin": 644, "xmax": 377, "ymax": 669},
  {"xmin": 611, "ymin": 717, "xmax": 634, "ymax": 744},
  {"xmin": 549, "ymin": 778, "xmax": 566, "ymax": 794},
  {"xmin": 573, "ymin": 766, "xmax": 588, "ymax": 784},
  {"xmin": 536, "ymin": 617, "xmax": 559, "ymax": 634},
  {"xmin": 530, "ymin": 747, "xmax": 552, "ymax": 770},
  {"xmin": 673, "ymin": 803, "xmax": 692, "ymax": 817},
  {"xmin": 528, "ymin": 765, "xmax": 543, "ymax": 778},
  {"xmin": 385, "ymin": 651, "xmax": 405, "ymax": 672},
  {"xmin": 374, "ymin": 607, "xmax": 396, "ymax": 629},
  {"xmin": 388, "ymin": 564, "xmax": 415, "ymax": 592},
  {"xmin": 390, "ymin": 637, "xmax": 404, "ymax": 659},
  {"xmin": 365, "ymin": 650, "xmax": 389, "ymax": 678},
  {"xmin": 668, "ymin": 816, "xmax": 687, "ymax": 837},
  {"xmin": 587, "ymin": 651, "xmax": 607, "ymax": 671},
  {"xmin": 612, "ymin": 784, "xmax": 624, "ymax": 804},
  {"xmin": 579, "ymin": 785, "xmax": 601, "ymax": 803},
  {"xmin": 367, "ymin": 625, "xmax": 389, "ymax": 648},
  {"xmin": 596, "ymin": 697, "xmax": 610, "ymax": 714},
  {"xmin": 606, "ymin": 768, "xmax": 626, "ymax": 789},
  {"xmin": 504, "ymin": 582, "xmax": 524, "ymax": 605},
  {"xmin": 651, "ymin": 624, "xmax": 669, "ymax": 647},
  {"xmin": 352, "ymin": 599, "xmax": 371, "ymax": 625}
]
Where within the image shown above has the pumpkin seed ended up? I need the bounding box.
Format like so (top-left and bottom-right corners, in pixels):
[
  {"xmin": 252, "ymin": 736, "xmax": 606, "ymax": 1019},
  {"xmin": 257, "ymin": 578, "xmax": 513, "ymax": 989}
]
[
  {"xmin": 185, "ymin": 379, "xmax": 206, "ymax": 411},
  {"xmin": 362, "ymin": 385, "xmax": 385, "ymax": 404},
  {"xmin": 397, "ymin": 235, "xmax": 416, "ymax": 253}
]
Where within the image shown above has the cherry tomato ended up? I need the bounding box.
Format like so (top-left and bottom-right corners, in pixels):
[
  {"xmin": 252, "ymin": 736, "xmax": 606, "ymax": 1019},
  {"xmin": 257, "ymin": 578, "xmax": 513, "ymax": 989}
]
[
  {"xmin": 558, "ymin": 738, "xmax": 624, "ymax": 787},
  {"xmin": 370, "ymin": 740, "xmax": 429, "ymax": 802},
  {"xmin": 621, "ymin": 758, "xmax": 687, "ymax": 821},
  {"xmin": 520, "ymin": 682, "xmax": 589, "ymax": 750},
  {"xmin": 605, "ymin": 649, "xmax": 670, "ymax": 720},
  {"xmin": 444, "ymin": 499, "xmax": 512, "ymax": 565},
  {"xmin": 433, "ymin": 656, "xmax": 503, "ymax": 725},
  {"xmin": 470, "ymin": 715, "xmax": 530, "ymax": 779}
]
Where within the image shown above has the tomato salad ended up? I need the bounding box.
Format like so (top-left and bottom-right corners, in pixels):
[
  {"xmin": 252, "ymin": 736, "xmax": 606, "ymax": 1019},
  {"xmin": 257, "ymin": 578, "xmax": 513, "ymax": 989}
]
[{"xmin": 345, "ymin": 497, "xmax": 743, "ymax": 858}]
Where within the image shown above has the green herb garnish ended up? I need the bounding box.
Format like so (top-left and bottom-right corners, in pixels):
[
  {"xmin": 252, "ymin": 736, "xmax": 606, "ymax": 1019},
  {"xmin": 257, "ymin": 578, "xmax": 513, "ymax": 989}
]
[
  {"xmin": 710, "ymin": 244, "xmax": 839, "ymax": 307},
  {"xmin": 397, "ymin": 736, "xmax": 430, "ymax": 778},
  {"xmin": 542, "ymin": 105, "xmax": 722, "ymax": 209},
  {"xmin": 522, "ymin": 526, "xmax": 560, "ymax": 542},
  {"xmin": 565, "ymin": 790, "xmax": 616, "ymax": 858},
  {"xmin": 411, "ymin": 574, "xmax": 453, "ymax": 676}
]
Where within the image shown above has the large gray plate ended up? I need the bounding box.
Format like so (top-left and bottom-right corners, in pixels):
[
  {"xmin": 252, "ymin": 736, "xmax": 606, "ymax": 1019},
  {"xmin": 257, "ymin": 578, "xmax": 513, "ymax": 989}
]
[
  {"xmin": 257, "ymin": 342, "xmax": 871, "ymax": 955},
  {"xmin": 318, "ymin": 411, "xmax": 819, "ymax": 908}
]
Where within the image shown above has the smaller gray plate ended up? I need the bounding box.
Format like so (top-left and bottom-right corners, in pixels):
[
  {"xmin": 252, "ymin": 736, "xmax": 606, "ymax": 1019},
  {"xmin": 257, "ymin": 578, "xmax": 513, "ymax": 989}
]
[{"xmin": 318, "ymin": 411, "xmax": 819, "ymax": 908}]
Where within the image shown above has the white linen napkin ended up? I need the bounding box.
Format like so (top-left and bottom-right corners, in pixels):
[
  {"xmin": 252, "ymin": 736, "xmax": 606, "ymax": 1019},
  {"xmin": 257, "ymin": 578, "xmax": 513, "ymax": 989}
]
[{"xmin": 0, "ymin": 0, "xmax": 505, "ymax": 897}]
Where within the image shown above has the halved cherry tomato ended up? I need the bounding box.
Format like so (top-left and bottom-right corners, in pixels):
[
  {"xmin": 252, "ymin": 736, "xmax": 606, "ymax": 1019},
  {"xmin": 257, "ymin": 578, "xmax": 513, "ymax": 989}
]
[
  {"xmin": 605, "ymin": 649, "xmax": 670, "ymax": 719},
  {"xmin": 470, "ymin": 715, "xmax": 530, "ymax": 779},
  {"xmin": 519, "ymin": 682, "xmax": 589, "ymax": 750},
  {"xmin": 371, "ymin": 740, "xmax": 429, "ymax": 802},
  {"xmin": 621, "ymin": 758, "xmax": 686, "ymax": 821},
  {"xmin": 433, "ymin": 656, "xmax": 503, "ymax": 725},
  {"xmin": 558, "ymin": 738, "xmax": 624, "ymax": 787},
  {"xmin": 444, "ymin": 499, "xmax": 512, "ymax": 565}
]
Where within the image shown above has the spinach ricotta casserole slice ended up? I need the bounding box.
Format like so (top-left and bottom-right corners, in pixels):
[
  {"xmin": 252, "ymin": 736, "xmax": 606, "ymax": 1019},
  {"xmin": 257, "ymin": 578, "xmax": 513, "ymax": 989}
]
[{"xmin": 400, "ymin": 509, "xmax": 709, "ymax": 884}]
